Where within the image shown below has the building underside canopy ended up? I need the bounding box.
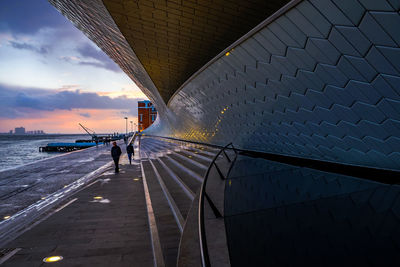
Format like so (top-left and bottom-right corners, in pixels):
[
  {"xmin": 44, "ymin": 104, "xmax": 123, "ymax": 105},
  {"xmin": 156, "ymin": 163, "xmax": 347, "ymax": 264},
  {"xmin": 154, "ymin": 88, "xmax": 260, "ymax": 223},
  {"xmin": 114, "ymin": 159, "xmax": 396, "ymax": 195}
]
[
  {"xmin": 48, "ymin": 0, "xmax": 400, "ymax": 172},
  {"xmin": 103, "ymin": 0, "xmax": 290, "ymax": 104}
]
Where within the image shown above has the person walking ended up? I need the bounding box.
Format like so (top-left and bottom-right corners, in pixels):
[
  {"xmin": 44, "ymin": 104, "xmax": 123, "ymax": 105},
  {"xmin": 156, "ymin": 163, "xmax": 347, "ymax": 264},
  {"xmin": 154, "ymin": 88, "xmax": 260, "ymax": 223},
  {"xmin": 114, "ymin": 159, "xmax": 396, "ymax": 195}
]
[
  {"xmin": 111, "ymin": 141, "xmax": 122, "ymax": 173},
  {"xmin": 126, "ymin": 142, "xmax": 134, "ymax": 165}
]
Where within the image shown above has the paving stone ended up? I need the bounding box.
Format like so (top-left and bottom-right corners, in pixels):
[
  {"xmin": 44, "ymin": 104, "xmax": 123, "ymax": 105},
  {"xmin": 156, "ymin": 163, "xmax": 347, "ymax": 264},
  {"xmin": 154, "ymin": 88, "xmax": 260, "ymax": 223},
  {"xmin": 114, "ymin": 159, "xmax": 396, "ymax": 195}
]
[{"xmin": 2, "ymin": 154, "xmax": 153, "ymax": 267}]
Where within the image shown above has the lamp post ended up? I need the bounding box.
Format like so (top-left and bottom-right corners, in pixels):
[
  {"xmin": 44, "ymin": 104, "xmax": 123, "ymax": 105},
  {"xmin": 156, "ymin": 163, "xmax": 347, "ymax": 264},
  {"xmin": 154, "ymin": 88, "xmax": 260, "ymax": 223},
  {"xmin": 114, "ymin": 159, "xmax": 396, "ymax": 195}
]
[
  {"xmin": 124, "ymin": 117, "xmax": 128, "ymax": 136},
  {"xmin": 130, "ymin": 121, "xmax": 133, "ymax": 134}
]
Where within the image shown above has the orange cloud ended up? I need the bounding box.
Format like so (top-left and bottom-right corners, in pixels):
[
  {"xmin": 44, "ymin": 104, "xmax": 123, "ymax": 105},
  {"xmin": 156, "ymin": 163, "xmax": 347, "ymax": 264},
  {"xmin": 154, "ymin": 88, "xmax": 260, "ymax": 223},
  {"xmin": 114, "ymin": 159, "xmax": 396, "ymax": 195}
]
[{"xmin": 1, "ymin": 109, "xmax": 139, "ymax": 134}]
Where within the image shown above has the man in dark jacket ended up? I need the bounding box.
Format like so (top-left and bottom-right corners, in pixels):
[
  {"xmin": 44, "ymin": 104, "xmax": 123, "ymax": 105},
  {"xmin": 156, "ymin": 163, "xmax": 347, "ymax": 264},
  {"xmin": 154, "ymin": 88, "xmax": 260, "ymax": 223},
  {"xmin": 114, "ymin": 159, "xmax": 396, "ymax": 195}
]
[
  {"xmin": 126, "ymin": 143, "xmax": 134, "ymax": 165},
  {"xmin": 111, "ymin": 141, "xmax": 122, "ymax": 173}
]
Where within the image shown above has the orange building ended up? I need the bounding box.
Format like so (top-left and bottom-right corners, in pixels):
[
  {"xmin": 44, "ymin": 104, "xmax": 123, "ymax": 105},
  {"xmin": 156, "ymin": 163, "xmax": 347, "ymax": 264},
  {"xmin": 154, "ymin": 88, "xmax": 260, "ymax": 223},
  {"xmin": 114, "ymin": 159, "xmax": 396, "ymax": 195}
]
[{"xmin": 138, "ymin": 100, "xmax": 157, "ymax": 132}]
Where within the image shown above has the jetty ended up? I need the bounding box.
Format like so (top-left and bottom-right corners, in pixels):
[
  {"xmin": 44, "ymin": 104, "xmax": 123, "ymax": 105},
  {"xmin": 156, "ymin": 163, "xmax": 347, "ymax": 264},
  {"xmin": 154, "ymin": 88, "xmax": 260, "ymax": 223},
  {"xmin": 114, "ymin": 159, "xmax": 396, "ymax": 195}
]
[
  {"xmin": 39, "ymin": 142, "xmax": 103, "ymax": 152},
  {"xmin": 38, "ymin": 125, "xmax": 132, "ymax": 152}
]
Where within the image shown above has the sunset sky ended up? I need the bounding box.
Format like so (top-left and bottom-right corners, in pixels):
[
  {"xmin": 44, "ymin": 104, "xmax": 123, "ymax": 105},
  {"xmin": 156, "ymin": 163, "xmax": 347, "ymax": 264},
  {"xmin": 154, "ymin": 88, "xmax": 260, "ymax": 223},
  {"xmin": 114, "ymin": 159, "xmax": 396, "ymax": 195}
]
[{"xmin": 0, "ymin": 0, "xmax": 147, "ymax": 133}]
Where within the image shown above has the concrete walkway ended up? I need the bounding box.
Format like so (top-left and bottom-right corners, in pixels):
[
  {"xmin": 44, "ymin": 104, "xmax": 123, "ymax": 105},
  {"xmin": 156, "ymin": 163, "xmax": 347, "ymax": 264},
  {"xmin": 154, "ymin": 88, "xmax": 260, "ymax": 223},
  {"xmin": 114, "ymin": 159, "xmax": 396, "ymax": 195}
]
[
  {"xmin": 1, "ymin": 154, "xmax": 153, "ymax": 266},
  {"xmin": 0, "ymin": 142, "xmax": 124, "ymax": 220}
]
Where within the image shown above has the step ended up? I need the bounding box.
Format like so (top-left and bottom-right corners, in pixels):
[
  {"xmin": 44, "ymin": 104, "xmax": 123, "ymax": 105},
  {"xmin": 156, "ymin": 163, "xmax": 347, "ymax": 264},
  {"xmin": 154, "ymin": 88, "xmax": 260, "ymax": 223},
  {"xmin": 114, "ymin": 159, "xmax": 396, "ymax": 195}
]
[
  {"xmin": 139, "ymin": 143, "xmax": 171, "ymax": 158},
  {"xmin": 144, "ymin": 139, "xmax": 173, "ymax": 150},
  {"xmin": 146, "ymin": 137, "xmax": 219, "ymax": 156},
  {"xmin": 141, "ymin": 142, "xmax": 208, "ymax": 175},
  {"xmin": 176, "ymin": 150, "xmax": 212, "ymax": 165},
  {"xmin": 159, "ymin": 157, "xmax": 202, "ymax": 195},
  {"xmin": 169, "ymin": 151, "xmax": 208, "ymax": 171},
  {"xmin": 156, "ymin": 158, "xmax": 196, "ymax": 201},
  {"xmin": 141, "ymin": 160, "xmax": 181, "ymax": 267},
  {"xmin": 141, "ymin": 143, "xmax": 211, "ymax": 170},
  {"xmin": 165, "ymin": 154, "xmax": 205, "ymax": 182},
  {"xmin": 150, "ymin": 159, "xmax": 192, "ymax": 220},
  {"xmin": 184, "ymin": 148, "xmax": 216, "ymax": 159}
]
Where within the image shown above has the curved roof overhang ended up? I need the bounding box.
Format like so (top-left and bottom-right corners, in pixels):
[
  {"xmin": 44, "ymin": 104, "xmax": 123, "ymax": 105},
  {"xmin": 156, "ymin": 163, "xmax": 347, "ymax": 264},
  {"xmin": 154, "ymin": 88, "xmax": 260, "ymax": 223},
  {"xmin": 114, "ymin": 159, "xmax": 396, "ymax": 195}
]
[{"xmin": 102, "ymin": 0, "xmax": 291, "ymax": 104}]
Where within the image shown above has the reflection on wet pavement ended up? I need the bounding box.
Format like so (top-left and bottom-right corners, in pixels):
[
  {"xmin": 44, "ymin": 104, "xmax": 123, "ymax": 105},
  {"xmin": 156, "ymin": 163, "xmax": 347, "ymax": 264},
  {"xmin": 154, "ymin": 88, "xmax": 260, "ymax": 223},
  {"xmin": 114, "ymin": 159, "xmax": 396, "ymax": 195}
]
[
  {"xmin": 91, "ymin": 198, "xmax": 111, "ymax": 204},
  {"xmin": 0, "ymin": 141, "xmax": 125, "ymax": 220}
]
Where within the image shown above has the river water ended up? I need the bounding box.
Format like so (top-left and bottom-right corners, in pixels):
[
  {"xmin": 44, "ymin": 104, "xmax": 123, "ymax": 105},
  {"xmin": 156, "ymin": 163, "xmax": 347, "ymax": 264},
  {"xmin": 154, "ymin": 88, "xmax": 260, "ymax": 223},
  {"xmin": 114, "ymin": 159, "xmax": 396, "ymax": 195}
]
[{"xmin": 0, "ymin": 134, "xmax": 89, "ymax": 171}]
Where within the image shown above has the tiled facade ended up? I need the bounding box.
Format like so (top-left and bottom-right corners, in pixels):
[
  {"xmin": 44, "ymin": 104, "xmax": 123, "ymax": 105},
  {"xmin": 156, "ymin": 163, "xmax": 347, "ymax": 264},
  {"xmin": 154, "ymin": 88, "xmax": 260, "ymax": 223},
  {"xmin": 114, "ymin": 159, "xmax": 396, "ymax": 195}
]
[
  {"xmin": 50, "ymin": 0, "xmax": 400, "ymax": 171},
  {"xmin": 163, "ymin": 0, "xmax": 400, "ymax": 171}
]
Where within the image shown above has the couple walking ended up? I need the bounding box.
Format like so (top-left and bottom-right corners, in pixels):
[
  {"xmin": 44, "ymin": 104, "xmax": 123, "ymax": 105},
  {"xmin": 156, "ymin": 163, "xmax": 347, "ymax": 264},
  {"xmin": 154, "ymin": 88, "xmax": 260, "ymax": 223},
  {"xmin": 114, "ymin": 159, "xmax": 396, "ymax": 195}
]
[{"xmin": 111, "ymin": 141, "xmax": 135, "ymax": 173}]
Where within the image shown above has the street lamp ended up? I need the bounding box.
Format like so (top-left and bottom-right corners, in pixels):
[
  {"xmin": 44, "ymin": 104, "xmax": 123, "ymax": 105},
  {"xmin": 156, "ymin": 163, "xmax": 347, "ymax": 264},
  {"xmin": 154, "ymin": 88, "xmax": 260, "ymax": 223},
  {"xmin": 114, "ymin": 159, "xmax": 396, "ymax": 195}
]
[
  {"xmin": 124, "ymin": 117, "xmax": 128, "ymax": 136},
  {"xmin": 130, "ymin": 121, "xmax": 133, "ymax": 133}
]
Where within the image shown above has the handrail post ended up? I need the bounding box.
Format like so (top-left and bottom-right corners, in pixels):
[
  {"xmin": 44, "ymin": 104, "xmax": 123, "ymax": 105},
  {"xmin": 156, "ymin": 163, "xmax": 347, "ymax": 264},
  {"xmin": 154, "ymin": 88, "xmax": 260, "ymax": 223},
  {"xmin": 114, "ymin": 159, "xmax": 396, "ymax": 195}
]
[
  {"xmin": 223, "ymin": 150, "xmax": 231, "ymax": 162},
  {"xmin": 229, "ymin": 143, "xmax": 238, "ymax": 155},
  {"xmin": 204, "ymin": 193, "xmax": 223, "ymax": 218},
  {"xmin": 213, "ymin": 162, "xmax": 226, "ymax": 180}
]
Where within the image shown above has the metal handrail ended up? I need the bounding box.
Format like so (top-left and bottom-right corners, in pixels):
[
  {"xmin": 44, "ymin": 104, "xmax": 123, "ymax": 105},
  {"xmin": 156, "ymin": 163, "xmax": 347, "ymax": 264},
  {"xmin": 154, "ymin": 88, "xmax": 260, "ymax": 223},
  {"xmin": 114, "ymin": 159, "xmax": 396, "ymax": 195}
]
[
  {"xmin": 128, "ymin": 132, "xmax": 138, "ymax": 145},
  {"xmin": 198, "ymin": 142, "xmax": 238, "ymax": 267}
]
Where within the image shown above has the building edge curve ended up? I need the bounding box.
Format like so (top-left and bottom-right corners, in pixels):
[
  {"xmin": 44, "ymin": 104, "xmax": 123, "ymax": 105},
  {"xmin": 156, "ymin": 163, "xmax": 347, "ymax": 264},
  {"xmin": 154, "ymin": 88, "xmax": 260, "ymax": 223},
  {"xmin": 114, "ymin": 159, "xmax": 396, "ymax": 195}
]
[{"xmin": 49, "ymin": 0, "xmax": 400, "ymax": 171}]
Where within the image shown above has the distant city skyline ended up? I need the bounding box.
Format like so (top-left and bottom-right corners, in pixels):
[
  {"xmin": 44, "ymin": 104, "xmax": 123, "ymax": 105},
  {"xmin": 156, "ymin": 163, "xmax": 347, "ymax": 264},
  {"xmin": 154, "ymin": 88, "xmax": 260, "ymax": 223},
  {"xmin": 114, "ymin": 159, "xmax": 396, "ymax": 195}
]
[
  {"xmin": 3, "ymin": 125, "xmax": 130, "ymax": 135},
  {"xmin": 7, "ymin": 126, "xmax": 45, "ymax": 135},
  {"xmin": 0, "ymin": 0, "xmax": 147, "ymax": 133}
]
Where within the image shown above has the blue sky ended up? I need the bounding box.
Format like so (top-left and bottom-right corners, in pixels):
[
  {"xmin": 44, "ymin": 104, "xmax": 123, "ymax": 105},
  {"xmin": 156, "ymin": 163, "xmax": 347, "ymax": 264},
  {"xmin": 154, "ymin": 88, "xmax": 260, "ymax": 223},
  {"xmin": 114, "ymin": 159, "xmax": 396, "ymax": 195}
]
[{"xmin": 0, "ymin": 0, "xmax": 146, "ymax": 133}]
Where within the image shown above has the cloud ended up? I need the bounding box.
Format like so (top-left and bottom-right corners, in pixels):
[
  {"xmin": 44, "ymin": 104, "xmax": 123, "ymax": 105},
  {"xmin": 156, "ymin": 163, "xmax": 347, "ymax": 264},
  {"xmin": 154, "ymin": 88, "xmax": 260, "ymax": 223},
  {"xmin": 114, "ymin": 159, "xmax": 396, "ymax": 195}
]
[
  {"xmin": 75, "ymin": 44, "xmax": 121, "ymax": 72},
  {"xmin": 0, "ymin": 83, "xmax": 145, "ymax": 118},
  {"xmin": 76, "ymin": 44, "xmax": 105, "ymax": 60},
  {"xmin": 0, "ymin": 0, "xmax": 70, "ymax": 35},
  {"xmin": 9, "ymin": 40, "xmax": 49, "ymax": 54},
  {"xmin": 78, "ymin": 61, "xmax": 112, "ymax": 70},
  {"xmin": 79, "ymin": 112, "xmax": 91, "ymax": 118},
  {"xmin": 59, "ymin": 56, "xmax": 80, "ymax": 62},
  {"xmin": 1, "ymin": 0, "xmax": 88, "ymax": 55},
  {"xmin": 60, "ymin": 84, "xmax": 80, "ymax": 90},
  {"xmin": 59, "ymin": 48, "xmax": 122, "ymax": 73}
]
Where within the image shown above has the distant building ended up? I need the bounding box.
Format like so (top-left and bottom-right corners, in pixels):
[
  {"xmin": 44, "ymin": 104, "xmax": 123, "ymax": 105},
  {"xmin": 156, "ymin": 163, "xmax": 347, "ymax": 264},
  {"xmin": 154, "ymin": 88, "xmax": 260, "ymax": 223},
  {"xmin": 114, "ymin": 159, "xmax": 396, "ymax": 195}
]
[
  {"xmin": 26, "ymin": 130, "xmax": 45, "ymax": 135},
  {"xmin": 14, "ymin": 127, "xmax": 25, "ymax": 135},
  {"xmin": 9, "ymin": 130, "xmax": 13, "ymax": 134},
  {"xmin": 138, "ymin": 100, "xmax": 157, "ymax": 132}
]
